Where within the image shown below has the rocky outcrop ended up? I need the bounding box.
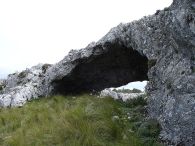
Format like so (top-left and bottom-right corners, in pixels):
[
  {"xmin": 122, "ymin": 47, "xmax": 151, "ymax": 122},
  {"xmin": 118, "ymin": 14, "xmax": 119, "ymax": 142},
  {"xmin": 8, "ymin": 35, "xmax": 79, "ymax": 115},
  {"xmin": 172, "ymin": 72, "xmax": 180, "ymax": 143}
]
[
  {"xmin": 0, "ymin": 64, "xmax": 51, "ymax": 107},
  {"xmin": 100, "ymin": 88, "xmax": 144, "ymax": 101},
  {"xmin": 0, "ymin": 0, "xmax": 195, "ymax": 145}
]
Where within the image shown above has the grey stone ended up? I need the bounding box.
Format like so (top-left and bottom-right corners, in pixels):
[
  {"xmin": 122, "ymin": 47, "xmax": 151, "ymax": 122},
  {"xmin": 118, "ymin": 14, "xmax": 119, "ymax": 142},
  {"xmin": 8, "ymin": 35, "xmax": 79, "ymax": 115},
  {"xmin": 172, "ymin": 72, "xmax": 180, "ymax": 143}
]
[
  {"xmin": 0, "ymin": 0, "xmax": 195, "ymax": 145},
  {"xmin": 100, "ymin": 88, "xmax": 144, "ymax": 101}
]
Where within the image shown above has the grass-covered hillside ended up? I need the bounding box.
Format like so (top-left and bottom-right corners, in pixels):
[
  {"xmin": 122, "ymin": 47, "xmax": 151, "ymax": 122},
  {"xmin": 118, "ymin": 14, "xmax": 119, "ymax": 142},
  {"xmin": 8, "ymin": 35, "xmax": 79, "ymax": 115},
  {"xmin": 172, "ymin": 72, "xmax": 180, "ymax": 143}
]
[{"xmin": 0, "ymin": 94, "xmax": 163, "ymax": 146}]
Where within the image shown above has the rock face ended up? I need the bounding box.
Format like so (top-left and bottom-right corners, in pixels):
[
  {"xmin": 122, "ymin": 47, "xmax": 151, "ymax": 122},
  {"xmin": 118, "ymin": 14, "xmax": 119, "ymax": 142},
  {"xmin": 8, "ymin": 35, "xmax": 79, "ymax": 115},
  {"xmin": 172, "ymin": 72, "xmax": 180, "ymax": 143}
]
[
  {"xmin": 0, "ymin": 0, "xmax": 195, "ymax": 145},
  {"xmin": 0, "ymin": 64, "xmax": 52, "ymax": 107}
]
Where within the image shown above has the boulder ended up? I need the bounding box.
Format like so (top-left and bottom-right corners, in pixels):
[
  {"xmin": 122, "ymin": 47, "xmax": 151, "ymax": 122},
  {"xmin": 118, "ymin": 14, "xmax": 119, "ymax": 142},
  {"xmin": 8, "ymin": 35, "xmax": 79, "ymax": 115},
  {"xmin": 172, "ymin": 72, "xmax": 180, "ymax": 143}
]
[
  {"xmin": 0, "ymin": 64, "xmax": 51, "ymax": 107},
  {"xmin": 100, "ymin": 88, "xmax": 144, "ymax": 101}
]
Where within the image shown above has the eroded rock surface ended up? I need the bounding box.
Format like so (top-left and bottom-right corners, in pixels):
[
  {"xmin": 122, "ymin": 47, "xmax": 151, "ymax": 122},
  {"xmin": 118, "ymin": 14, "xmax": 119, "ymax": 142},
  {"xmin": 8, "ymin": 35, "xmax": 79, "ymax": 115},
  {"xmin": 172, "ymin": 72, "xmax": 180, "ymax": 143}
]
[
  {"xmin": 100, "ymin": 88, "xmax": 144, "ymax": 101},
  {"xmin": 0, "ymin": 64, "xmax": 51, "ymax": 107},
  {"xmin": 0, "ymin": 0, "xmax": 195, "ymax": 145}
]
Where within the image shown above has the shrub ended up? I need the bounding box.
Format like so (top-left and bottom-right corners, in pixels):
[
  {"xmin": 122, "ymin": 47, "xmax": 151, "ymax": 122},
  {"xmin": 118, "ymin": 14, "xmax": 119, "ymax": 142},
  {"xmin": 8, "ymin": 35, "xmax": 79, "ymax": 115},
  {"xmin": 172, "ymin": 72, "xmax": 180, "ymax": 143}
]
[
  {"xmin": 18, "ymin": 71, "xmax": 27, "ymax": 79},
  {"xmin": 131, "ymin": 88, "xmax": 142, "ymax": 93},
  {"xmin": 125, "ymin": 94, "xmax": 147, "ymax": 108},
  {"xmin": 42, "ymin": 64, "xmax": 51, "ymax": 73},
  {"xmin": 0, "ymin": 85, "xmax": 3, "ymax": 91}
]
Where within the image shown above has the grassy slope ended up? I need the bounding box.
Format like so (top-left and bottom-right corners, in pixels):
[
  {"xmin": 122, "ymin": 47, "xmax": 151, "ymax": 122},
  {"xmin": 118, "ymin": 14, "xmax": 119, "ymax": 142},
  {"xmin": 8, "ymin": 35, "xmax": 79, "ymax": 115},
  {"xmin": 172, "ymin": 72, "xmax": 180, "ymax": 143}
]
[{"xmin": 0, "ymin": 94, "xmax": 163, "ymax": 146}]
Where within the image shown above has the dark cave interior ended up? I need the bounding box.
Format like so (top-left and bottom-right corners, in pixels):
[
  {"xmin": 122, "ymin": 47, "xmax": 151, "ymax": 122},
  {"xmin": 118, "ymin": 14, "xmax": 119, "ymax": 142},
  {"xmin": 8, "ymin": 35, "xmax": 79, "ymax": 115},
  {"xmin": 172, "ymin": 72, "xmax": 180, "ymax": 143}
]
[{"xmin": 52, "ymin": 43, "xmax": 149, "ymax": 94}]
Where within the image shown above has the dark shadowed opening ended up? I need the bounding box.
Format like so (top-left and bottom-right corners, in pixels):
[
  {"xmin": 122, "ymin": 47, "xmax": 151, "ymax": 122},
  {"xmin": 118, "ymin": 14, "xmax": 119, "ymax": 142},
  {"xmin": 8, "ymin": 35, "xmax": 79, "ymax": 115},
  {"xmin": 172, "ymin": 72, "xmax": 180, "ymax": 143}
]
[{"xmin": 52, "ymin": 43, "xmax": 149, "ymax": 94}]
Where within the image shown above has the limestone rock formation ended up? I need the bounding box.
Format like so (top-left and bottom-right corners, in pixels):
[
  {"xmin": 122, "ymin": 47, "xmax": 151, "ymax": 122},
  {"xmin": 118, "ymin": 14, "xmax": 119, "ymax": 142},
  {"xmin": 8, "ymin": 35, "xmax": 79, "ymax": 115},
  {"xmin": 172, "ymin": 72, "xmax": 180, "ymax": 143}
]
[
  {"xmin": 100, "ymin": 88, "xmax": 144, "ymax": 101},
  {"xmin": 0, "ymin": 64, "xmax": 51, "ymax": 107},
  {"xmin": 0, "ymin": 0, "xmax": 195, "ymax": 145}
]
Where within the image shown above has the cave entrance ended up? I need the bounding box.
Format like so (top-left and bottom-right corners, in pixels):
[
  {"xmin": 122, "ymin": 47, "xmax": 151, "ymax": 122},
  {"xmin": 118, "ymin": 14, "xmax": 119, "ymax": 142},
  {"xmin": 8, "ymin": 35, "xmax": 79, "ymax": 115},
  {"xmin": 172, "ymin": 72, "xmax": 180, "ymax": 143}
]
[{"xmin": 52, "ymin": 43, "xmax": 149, "ymax": 94}]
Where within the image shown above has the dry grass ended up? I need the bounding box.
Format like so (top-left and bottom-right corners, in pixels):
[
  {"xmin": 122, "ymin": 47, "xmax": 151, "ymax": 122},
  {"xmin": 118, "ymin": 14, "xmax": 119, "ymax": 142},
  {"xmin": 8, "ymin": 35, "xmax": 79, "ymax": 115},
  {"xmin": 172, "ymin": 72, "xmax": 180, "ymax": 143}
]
[{"xmin": 0, "ymin": 94, "xmax": 163, "ymax": 146}]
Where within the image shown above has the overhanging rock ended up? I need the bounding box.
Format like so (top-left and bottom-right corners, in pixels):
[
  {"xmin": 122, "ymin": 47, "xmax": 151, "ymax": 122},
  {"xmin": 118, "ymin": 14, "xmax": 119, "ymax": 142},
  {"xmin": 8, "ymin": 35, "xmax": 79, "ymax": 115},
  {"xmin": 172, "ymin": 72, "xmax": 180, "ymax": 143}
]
[{"xmin": 0, "ymin": 0, "xmax": 195, "ymax": 145}]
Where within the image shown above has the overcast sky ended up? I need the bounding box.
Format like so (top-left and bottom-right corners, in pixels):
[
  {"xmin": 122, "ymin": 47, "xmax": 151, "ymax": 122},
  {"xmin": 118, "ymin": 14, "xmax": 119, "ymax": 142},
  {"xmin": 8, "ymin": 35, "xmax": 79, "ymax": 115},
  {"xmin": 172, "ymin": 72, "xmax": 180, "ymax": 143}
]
[{"xmin": 0, "ymin": 0, "xmax": 172, "ymax": 89}]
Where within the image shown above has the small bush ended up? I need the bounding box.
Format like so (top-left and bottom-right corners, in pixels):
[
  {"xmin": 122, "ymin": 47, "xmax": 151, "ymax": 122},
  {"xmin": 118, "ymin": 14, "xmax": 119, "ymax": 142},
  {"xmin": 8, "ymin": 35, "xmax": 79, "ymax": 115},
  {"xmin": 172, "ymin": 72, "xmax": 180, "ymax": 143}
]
[
  {"xmin": 125, "ymin": 94, "xmax": 147, "ymax": 108},
  {"xmin": 0, "ymin": 85, "xmax": 3, "ymax": 91},
  {"xmin": 42, "ymin": 64, "xmax": 51, "ymax": 73},
  {"xmin": 0, "ymin": 81, "xmax": 5, "ymax": 91},
  {"xmin": 18, "ymin": 71, "xmax": 27, "ymax": 79},
  {"xmin": 131, "ymin": 88, "xmax": 142, "ymax": 93}
]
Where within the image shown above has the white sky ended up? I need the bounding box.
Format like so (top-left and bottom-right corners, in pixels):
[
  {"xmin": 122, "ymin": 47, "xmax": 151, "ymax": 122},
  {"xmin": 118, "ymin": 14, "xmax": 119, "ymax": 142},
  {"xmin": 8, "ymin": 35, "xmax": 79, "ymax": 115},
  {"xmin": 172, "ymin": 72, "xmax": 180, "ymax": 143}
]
[{"xmin": 0, "ymin": 0, "xmax": 172, "ymax": 89}]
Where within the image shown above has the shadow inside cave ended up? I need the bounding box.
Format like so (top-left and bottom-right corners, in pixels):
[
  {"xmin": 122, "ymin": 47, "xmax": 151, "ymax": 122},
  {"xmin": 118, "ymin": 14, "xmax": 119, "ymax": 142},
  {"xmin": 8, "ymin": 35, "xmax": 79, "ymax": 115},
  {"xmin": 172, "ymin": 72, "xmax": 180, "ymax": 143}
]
[{"xmin": 52, "ymin": 43, "xmax": 149, "ymax": 94}]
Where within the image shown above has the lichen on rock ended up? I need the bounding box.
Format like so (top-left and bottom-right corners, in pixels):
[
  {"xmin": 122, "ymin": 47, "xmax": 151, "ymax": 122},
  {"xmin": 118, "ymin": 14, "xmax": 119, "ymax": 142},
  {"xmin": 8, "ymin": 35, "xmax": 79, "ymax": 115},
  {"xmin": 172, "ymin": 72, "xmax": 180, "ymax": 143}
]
[{"xmin": 0, "ymin": 0, "xmax": 195, "ymax": 145}]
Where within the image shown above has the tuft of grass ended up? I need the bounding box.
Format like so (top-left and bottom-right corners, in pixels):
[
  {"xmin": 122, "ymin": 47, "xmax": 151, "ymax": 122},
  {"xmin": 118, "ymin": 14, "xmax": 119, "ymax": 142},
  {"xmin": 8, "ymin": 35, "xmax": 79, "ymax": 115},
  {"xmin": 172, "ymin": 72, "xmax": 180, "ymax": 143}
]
[
  {"xmin": 124, "ymin": 95, "xmax": 147, "ymax": 108},
  {"xmin": 0, "ymin": 94, "xmax": 163, "ymax": 146},
  {"xmin": 42, "ymin": 64, "xmax": 51, "ymax": 73}
]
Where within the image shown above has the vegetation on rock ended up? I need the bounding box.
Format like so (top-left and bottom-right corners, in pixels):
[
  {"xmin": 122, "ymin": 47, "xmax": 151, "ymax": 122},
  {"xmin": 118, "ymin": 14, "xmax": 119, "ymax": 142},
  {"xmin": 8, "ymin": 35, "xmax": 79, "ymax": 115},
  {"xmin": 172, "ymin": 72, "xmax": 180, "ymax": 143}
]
[
  {"xmin": 0, "ymin": 85, "xmax": 3, "ymax": 91},
  {"xmin": 42, "ymin": 64, "xmax": 51, "ymax": 73},
  {"xmin": 18, "ymin": 71, "xmax": 27, "ymax": 79}
]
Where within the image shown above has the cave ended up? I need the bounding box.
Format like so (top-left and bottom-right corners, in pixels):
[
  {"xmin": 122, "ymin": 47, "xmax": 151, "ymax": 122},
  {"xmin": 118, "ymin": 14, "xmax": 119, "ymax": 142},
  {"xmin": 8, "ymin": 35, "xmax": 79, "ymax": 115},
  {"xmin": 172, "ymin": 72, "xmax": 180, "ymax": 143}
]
[{"xmin": 52, "ymin": 43, "xmax": 149, "ymax": 94}]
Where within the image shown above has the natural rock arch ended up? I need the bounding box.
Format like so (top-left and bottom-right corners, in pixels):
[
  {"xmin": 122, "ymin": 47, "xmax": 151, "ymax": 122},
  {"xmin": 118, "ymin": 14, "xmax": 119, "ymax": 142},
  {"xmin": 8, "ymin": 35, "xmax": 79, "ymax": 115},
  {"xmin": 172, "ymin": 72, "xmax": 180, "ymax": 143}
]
[
  {"xmin": 0, "ymin": 0, "xmax": 195, "ymax": 145},
  {"xmin": 51, "ymin": 43, "xmax": 148, "ymax": 94}
]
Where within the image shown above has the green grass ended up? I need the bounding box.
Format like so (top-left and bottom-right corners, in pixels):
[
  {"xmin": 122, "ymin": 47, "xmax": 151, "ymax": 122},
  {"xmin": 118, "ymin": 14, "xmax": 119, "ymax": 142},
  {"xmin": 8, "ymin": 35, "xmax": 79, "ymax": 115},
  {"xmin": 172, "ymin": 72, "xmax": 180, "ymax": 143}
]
[{"xmin": 0, "ymin": 94, "xmax": 163, "ymax": 146}]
